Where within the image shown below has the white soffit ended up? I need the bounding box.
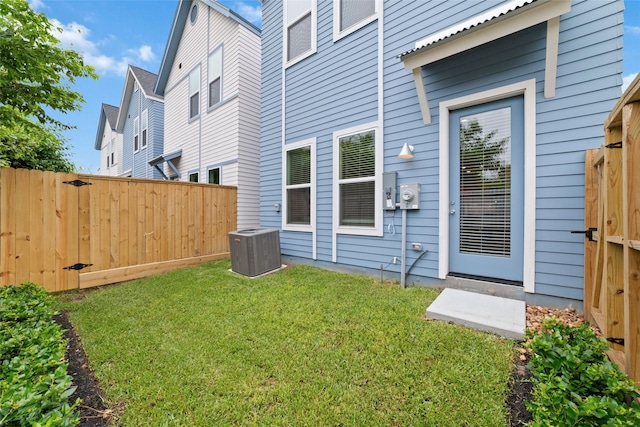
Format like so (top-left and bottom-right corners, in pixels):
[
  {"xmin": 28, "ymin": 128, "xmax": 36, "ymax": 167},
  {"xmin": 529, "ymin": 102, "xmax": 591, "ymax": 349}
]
[{"xmin": 400, "ymin": 0, "xmax": 571, "ymax": 124}]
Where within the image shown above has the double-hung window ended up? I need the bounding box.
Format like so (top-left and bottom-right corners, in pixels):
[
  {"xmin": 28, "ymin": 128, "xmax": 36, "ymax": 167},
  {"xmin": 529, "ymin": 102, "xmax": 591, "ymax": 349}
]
[
  {"xmin": 189, "ymin": 65, "xmax": 200, "ymax": 120},
  {"xmin": 133, "ymin": 117, "xmax": 139, "ymax": 152},
  {"xmin": 141, "ymin": 109, "xmax": 148, "ymax": 149},
  {"xmin": 334, "ymin": 0, "xmax": 377, "ymax": 40},
  {"xmin": 208, "ymin": 46, "xmax": 222, "ymax": 108},
  {"xmin": 284, "ymin": 140, "xmax": 315, "ymax": 228},
  {"xmin": 208, "ymin": 167, "xmax": 220, "ymax": 184},
  {"xmin": 109, "ymin": 138, "xmax": 115, "ymax": 166},
  {"xmin": 284, "ymin": 0, "xmax": 316, "ymax": 66},
  {"xmin": 334, "ymin": 123, "xmax": 380, "ymax": 234},
  {"xmin": 189, "ymin": 172, "xmax": 199, "ymax": 183}
]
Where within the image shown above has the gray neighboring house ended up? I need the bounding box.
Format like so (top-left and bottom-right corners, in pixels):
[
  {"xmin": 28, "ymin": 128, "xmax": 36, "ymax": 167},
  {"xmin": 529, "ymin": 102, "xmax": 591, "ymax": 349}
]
[
  {"xmin": 94, "ymin": 103, "xmax": 123, "ymax": 176},
  {"xmin": 114, "ymin": 65, "xmax": 165, "ymax": 178}
]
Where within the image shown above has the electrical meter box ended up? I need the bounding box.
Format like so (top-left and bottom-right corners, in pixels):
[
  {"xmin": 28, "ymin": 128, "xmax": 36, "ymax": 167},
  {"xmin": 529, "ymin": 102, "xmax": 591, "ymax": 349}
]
[{"xmin": 399, "ymin": 183, "xmax": 420, "ymax": 210}]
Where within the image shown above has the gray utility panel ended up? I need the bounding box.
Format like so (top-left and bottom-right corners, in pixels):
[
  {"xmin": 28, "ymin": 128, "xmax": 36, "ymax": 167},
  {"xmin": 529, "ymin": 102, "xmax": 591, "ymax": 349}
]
[{"xmin": 229, "ymin": 228, "xmax": 281, "ymax": 277}]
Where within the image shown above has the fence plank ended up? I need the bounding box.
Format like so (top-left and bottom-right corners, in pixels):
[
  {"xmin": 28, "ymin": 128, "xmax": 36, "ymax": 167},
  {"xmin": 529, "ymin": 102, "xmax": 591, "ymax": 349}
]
[
  {"xmin": 66, "ymin": 174, "xmax": 80, "ymax": 290},
  {"xmin": 29, "ymin": 170, "xmax": 44, "ymax": 286},
  {"xmin": 42, "ymin": 171, "xmax": 57, "ymax": 290},
  {"xmin": 79, "ymin": 253, "xmax": 230, "ymax": 289},
  {"xmin": 118, "ymin": 181, "xmax": 129, "ymax": 268},
  {"xmin": 0, "ymin": 168, "xmax": 16, "ymax": 286},
  {"xmin": 623, "ymin": 102, "xmax": 640, "ymax": 383},
  {"xmin": 15, "ymin": 169, "xmax": 31, "ymax": 285},
  {"xmin": 583, "ymin": 149, "xmax": 598, "ymax": 322}
]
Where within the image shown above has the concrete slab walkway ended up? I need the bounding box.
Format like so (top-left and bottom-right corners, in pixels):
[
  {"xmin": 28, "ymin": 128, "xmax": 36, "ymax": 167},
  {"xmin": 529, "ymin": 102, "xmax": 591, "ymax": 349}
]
[{"xmin": 426, "ymin": 288, "xmax": 526, "ymax": 340}]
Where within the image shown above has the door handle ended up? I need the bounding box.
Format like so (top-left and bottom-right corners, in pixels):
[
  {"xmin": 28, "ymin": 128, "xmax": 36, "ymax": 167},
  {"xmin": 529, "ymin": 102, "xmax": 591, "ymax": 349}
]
[{"xmin": 450, "ymin": 210, "xmax": 456, "ymax": 215}]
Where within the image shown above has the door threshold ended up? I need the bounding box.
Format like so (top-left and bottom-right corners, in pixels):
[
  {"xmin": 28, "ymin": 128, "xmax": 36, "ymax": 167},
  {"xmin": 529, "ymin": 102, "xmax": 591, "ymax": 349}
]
[
  {"xmin": 448, "ymin": 272, "xmax": 523, "ymax": 287},
  {"xmin": 442, "ymin": 274, "xmax": 525, "ymax": 301}
]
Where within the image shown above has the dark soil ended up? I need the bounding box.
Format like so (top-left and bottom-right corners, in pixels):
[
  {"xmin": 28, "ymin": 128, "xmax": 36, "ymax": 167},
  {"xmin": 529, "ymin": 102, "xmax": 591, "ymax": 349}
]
[
  {"xmin": 507, "ymin": 349, "xmax": 534, "ymax": 426},
  {"xmin": 54, "ymin": 310, "xmax": 535, "ymax": 427},
  {"xmin": 54, "ymin": 312, "xmax": 112, "ymax": 426}
]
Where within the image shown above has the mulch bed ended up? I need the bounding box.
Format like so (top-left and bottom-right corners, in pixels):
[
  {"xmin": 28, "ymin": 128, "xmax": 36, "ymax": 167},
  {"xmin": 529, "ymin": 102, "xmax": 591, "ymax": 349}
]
[
  {"xmin": 54, "ymin": 305, "xmax": 591, "ymax": 426},
  {"xmin": 54, "ymin": 312, "xmax": 112, "ymax": 426}
]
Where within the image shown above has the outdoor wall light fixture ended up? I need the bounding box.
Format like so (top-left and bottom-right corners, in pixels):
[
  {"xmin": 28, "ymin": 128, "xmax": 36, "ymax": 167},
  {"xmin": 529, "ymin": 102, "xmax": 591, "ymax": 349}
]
[{"xmin": 398, "ymin": 143, "xmax": 415, "ymax": 159}]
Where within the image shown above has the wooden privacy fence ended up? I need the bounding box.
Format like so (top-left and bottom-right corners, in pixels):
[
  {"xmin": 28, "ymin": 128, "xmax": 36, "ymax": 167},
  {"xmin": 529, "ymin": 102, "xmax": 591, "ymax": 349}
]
[
  {"xmin": 0, "ymin": 168, "xmax": 236, "ymax": 292},
  {"xmin": 584, "ymin": 74, "xmax": 640, "ymax": 385}
]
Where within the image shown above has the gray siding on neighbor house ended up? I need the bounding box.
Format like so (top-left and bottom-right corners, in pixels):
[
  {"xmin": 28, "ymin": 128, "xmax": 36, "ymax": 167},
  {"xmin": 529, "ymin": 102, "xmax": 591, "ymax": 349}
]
[
  {"xmin": 260, "ymin": 0, "xmax": 623, "ymax": 301},
  {"xmin": 122, "ymin": 88, "xmax": 164, "ymax": 179}
]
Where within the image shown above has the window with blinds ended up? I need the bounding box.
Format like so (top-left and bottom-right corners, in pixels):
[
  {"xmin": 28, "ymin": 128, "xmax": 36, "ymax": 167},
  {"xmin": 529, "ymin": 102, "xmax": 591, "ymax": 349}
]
[
  {"xmin": 288, "ymin": 13, "xmax": 311, "ymax": 62},
  {"xmin": 208, "ymin": 47, "xmax": 222, "ymax": 107},
  {"xmin": 133, "ymin": 116, "xmax": 139, "ymax": 152},
  {"xmin": 141, "ymin": 109, "xmax": 148, "ymax": 149},
  {"xmin": 338, "ymin": 130, "xmax": 375, "ymax": 227},
  {"xmin": 339, "ymin": 0, "xmax": 376, "ymax": 32},
  {"xmin": 189, "ymin": 65, "xmax": 200, "ymax": 119},
  {"xmin": 459, "ymin": 107, "xmax": 512, "ymax": 257},
  {"xmin": 286, "ymin": 146, "xmax": 311, "ymax": 225},
  {"xmin": 285, "ymin": 0, "xmax": 315, "ymax": 64}
]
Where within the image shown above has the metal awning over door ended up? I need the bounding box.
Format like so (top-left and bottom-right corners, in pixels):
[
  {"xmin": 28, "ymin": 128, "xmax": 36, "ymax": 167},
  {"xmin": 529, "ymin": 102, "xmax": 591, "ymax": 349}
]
[{"xmin": 399, "ymin": 0, "xmax": 571, "ymax": 124}]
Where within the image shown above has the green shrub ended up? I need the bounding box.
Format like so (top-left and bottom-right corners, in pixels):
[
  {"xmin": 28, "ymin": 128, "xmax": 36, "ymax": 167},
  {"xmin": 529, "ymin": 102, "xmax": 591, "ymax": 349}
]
[
  {"xmin": 526, "ymin": 317, "xmax": 640, "ymax": 426},
  {"xmin": 0, "ymin": 282, "xmax": 79, "ymax": 426}
]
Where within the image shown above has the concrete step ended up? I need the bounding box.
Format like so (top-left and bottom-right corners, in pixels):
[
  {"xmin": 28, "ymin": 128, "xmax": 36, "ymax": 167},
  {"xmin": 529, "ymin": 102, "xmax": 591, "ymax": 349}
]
[{"xmin": 426, "ymin": 288, "xmax": 526, "ymax": 340}]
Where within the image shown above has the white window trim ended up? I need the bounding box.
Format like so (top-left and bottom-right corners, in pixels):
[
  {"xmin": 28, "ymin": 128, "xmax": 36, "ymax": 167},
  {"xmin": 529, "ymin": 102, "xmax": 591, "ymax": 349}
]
[
  {"xmin": 438, "ymin": 79, "xmax": 536, "ymax": 293},
  {"xmin": 283, "ymin": 0, "xmax": 317, "ymax": 68},
  {"xmin": 141, "ymin": 109, "xmax": 148, "ymax": 149},
  {"xmin": 188, "ymin": 170, "xmax": 199, "ymax": 183},
  {"xmin": 282, "ymin": 138, "xmax": 316, "ymax": 234},
  {"xmin": 207, "ymin": 166, "xmax": 221, "ymax": 184},
  {"xmin": 332, "ymin": 122, "xmax": 383, "ymax": 244},
  {"xmin": 188, "ymin": 64, "xmax": 201, "ymax": 121},
  {"xmin": 333, "ymin": 0, "xmax": 379, "ymax": 42},
  {"xmin": 208, "ymin": 44, "xmax": 223, "ymax": 110},
  {"xmin": 133, "ymin": 116, "xmax": 140, "ymax": 153}
]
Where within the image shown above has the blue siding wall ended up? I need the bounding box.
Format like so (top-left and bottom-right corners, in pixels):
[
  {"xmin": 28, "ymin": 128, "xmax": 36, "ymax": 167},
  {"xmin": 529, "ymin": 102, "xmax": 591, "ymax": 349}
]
[
  {"xmin": 261, "ymin": 0, "xmax": 623, "ymax": 301},
  {"xmin": 122, "ymin": 88, "xmax": 164, "ymax": 179}
]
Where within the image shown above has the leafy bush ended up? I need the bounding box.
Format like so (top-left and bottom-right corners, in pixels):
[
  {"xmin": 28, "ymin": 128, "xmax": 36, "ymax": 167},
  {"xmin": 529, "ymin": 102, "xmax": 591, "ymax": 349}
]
[
  {"xmin": 526, "ymin": 317, "xmax": 640, "ymax": 426},
  {"xmin": 0, "ymin": 282, "xmax": 79, "ymax": 426}
]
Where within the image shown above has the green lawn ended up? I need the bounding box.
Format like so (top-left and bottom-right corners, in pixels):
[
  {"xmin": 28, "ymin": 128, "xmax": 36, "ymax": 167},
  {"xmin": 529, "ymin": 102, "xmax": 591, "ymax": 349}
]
[{"xmin": 57, "ymin": 260, "xmax": 515, "ymax": 426}]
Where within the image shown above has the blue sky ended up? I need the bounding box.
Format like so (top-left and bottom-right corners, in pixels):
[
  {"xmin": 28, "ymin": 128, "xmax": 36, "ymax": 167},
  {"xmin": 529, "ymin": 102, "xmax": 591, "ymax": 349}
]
[{"xmin": 29, "ymin": 0, "xmax": 640, "ymax": 173}]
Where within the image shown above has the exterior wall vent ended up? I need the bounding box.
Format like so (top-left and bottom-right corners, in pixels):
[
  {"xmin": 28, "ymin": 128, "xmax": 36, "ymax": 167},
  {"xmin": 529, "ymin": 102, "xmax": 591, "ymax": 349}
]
[{"xmin": 229, "ymin": 228, "xmax": 281, "ymax": 277}]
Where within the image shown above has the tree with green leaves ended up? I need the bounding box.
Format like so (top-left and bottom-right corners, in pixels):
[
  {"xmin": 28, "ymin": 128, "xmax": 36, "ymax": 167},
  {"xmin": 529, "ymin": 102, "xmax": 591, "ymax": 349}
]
[
  {"xmin": 0, "ymin": 0, "xmax": 98, "ymax": 172},
  {"xmin": 460, "ymin": 119, "xmax": 510, "ymax": 190}
]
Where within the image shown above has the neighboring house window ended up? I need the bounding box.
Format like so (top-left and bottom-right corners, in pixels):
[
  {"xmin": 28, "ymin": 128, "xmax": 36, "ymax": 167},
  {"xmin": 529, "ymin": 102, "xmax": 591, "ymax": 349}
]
[
  {"xmin": 189, "ymin": 172, "xmax": 199, "ymax": 182},
  {"xmin": 189, "ymin": 65, "xmax": 200, "ymax": 119},
  {"xmin": 208, "ymin": 46, "xmax": 222, "ymax": 108},
  {"xmin": 106, "ymin": 155, "xmax": 110, "ymax": 168},
  {"xmin": 284, "ymin": 0, "xmax": 316, "ymax": 66},
  {"xmin": 334, "ymin": 0, "xmax": 377, "ymax": 40},
  {"xmin": 110, "ymin": 138, "xmax": 115, "ymax": 166},
  {"xmin": 208, "ymin": 167, "xmax": 220, "ymax": 184},
  {"xmin": 284, "ymin": 142, "xmax": 313, "ymax": 226},
  {"xmin": 133, "ymin": 117, "xmax": 139, "ymax": 152},
  {"xmin": 190, "ymin": 3, "xmax": 198, "ymax": 25},
  {"xmin": 334, "ymin": 125, "xmax": 378, "ymax": 229},
  {"xmin": 141, "ymin": 109, "xmax": 148, "ymax": 149}
]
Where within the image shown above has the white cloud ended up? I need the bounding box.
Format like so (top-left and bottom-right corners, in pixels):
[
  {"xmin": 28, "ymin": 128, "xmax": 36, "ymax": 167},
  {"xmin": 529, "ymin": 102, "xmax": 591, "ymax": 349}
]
[
  {"xmin": 625, "ymin": 25, "xmax": 640, "ymax": 36},
  {"xmin": 50, "ymin": 19, "xmax": 157, "ymax": 77},
  {"xmin": 128, "ymin": 45, "xmax": 157, "ymax": 63},
  {"xmin": 236, "ymin": 2, "xmax": 262, "ymax": 26},
  {"xmin": 622, "ymin": 73, "xmax": 638, "ymax": 93},
  {"xmin": 28, "ymin": 0, "xmax": 45, "ymax": 11}
]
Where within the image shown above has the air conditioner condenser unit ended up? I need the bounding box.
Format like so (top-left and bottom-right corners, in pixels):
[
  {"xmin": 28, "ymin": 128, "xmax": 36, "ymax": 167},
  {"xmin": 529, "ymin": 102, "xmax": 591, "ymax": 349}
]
[{"xmin": 229, "ymin": 228, "xmax": 281, "ymax": 277}]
